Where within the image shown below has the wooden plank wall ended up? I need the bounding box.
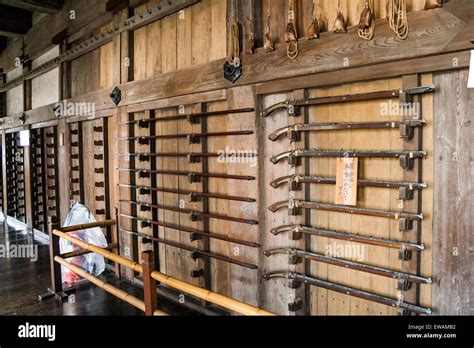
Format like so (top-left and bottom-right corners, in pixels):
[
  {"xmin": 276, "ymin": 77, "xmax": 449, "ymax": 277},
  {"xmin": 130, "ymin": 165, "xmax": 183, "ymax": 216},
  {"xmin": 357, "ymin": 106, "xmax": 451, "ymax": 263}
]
[
  {"xmin": 2, "ymin": 0, "xmax": 455, "ymax": 315},
  {"xmin": 133, "ymin": 0, "xmax": 226, "ymax": 78},
  {"xmin": 432, "ymin": 69, "xmax": 473, "ymax": 315},
  {"xmin": 248, "ymin": 0, "xmax": 426, "ymax": 50},
  {"xmin": 260, "ymin": 75, "xmax": 434, "ymax": 315}
]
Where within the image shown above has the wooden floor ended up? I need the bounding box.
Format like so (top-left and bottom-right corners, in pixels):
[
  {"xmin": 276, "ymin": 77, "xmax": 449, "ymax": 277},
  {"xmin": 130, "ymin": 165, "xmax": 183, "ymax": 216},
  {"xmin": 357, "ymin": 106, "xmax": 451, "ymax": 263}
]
[{"xmin": 0, "ymin": 222, "xmax": 195, "ymax": 315}]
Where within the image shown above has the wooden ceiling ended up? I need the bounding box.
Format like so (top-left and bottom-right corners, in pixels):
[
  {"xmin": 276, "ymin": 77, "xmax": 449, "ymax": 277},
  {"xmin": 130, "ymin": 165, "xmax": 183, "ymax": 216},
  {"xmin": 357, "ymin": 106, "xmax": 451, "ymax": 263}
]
[{"xmin": 0, "ymin": 0, "xmax": 64, "ymax": 53}]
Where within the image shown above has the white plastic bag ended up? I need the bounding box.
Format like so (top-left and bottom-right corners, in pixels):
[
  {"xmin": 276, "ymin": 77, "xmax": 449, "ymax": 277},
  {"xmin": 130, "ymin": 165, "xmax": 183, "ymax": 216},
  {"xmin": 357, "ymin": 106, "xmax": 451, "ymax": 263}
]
[{"xmin": 60, "ymin": 203, "xmax": 107, "ymax": 283}]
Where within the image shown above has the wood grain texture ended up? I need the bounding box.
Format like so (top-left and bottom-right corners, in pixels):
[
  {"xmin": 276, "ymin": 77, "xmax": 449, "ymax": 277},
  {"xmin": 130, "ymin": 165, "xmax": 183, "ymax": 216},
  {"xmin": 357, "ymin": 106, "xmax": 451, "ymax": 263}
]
[
  {"xmin": 261, "ymin": 91, "xmax": 293, "ymax": 314},
  {"xmin": 432, "ymin": 69, "xmax": 473, "ymax": 315},
  {"xmin": 2, "ymin": 5, "xmax": 471, "ymax": 126}
]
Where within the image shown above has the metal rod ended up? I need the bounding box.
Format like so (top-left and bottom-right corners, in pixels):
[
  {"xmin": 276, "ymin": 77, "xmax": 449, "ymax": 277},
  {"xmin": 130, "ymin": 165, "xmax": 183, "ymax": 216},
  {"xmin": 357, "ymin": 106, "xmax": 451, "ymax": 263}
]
[
  {"xmin": 120, "ymin": 228, "xmax": 257, "ymax": 270},
  {"xmin": 58, "ymin": 219, "xmax": 116, "ymax": 233},
  {"xmin": 118, "ymin": 168, "xmax": 255, "ymax": 181},
  {"xmin": 260, "ymin": 86, "xmax": 436, "ymax": 117},
  {"xmin": 119, "ymin": 183, "xmax": 256, "ymax": 202},
  {"xmin": 270, "ymin": 224, "xmax": 425, "ymax": 251},
  {"xmin": 270, "ymin": 174, "xmax": 427, "ymax": 190},
  {"xmin": 119, "ymin": 108, "xmax": 254, "ymax": 125},
  {"xmin": 120, "ymin": 213, "xmax": 259, "ymax": 248},
  {"xmin": 268, "ymin": 120, "xmax": 426, "ymax": 142},
  {"xmin": 263, "ymin": 271, "xmax": 431, "ymax": 315},
  {"xmin": 118, "ymin": 130, "xmax": 253, "ymax": 142},
  {"xmin": 264, "ymin": 248, "xmax": 431, "ymax": 284},
  {"xmin": 268, "ymin": 200, "xmax": 423, "ymax": 221},
  {"xmin": 117, "ymin": 152, "xmax": 257, "ymax": 162},
  {"xmin": 118, "ymin": 152, "xmax": 220, "ymax": 158},
  {"xmin": 270, "ymin": 149, "xmax": 426, "ymax": 165},
  {"xmin": 121, "ymin": 200, "xmax": 258, "ymax": 225}
]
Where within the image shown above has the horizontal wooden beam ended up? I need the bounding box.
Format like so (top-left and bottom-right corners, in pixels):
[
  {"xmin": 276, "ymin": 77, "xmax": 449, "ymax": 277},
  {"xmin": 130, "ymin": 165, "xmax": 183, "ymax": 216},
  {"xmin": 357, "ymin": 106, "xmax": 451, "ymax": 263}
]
[
  {"xmin": 126, "ymin": 89, "xmax": 227, "ymax": 113},
  {"xmin": 1, "ymin": 49, "xmax": 469, "ymax": 131},
  {"xmin": 0, "ymin": 1, "xmax": 472, "ymax": 130},
  {"xmin": 0, "ymin": 0, "xmax": 64, "ymax": 14},
  {"xmin": 255, "ymin": 51, "xmax": 472, "ymax": 95},
  {"xmin": 0, "ymin": 4, "xmax": 32, "ymax": 36}
]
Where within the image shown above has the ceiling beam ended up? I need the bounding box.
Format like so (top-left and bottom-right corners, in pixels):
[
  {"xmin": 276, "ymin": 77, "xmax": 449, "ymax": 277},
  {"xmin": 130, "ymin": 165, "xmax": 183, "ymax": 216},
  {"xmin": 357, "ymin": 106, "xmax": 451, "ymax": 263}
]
[
  {"xmin": 0, "ymin": 4, "xmax": 32, "ymax": 36},
  {"xmin": 105, "ymin": 0, "xmax": 129, "ymax": 14},
  {"xmin": 0, "ymin": 0, "xmax": 64, "ymax": 15},
  {"xmin": 0, "ymin": 36, "xmax": 6, "ymax": 54}
]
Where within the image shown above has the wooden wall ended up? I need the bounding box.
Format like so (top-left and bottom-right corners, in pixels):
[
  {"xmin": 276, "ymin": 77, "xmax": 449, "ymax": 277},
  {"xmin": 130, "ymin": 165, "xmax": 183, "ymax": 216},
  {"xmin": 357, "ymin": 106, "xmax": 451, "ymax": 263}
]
[
  {"xmin": 240, "ymin": 0, "xmax": 426, "ymax": 51},
  {"xmin": 1, "ymin": 0, "xmax": 471, "ymax": 316},
  {"xmin": 260, "ymin": 75, "xmax": 434, "ymax": 315},
  {"xmin": 432, "ymin": 69, "xmax": 473, "ymax": 315},
  {"xmin": 68, "ymin": 0, "xmax": 227, "ymax": 97}
]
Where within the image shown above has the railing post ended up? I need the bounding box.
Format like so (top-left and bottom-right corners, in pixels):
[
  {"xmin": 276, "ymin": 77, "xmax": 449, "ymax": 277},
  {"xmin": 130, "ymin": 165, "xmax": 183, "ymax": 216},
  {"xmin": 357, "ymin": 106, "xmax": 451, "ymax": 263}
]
[
  {"xmin": 48, "ymin": 218, "xmax": 62, "ymax": 293},
  {"xmin": 142, "ymin": 250, "xmax": 158, "ymax": 316},
  {"xmin": 38, "ymin": 217, "xmax": 63, "ymax": 301},
  {"xmin": 38, "ymin": 217, "xmax": 75, "ymax": 302}
]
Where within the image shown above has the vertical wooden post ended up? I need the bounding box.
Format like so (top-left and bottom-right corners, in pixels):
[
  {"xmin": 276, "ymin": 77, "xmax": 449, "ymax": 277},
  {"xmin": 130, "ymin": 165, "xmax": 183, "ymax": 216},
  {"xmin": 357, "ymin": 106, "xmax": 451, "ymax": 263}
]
[
  {"xmin": 148, "ymin": 110, "xmax": 161, "ymax": 272},
  {"xmin": 39, "ymin": 218, "xmax": 76, "ymax": 301},
  {"xmin": 142, "ymin": 250, "xmax": 158, "ymax": 316},
  {"xmin": 0, "ymin": 69, "xmax": 6, "ymax": 117},
  {"xmin": 400, "ymin": 74, "xmax": 423, "ymax": 314},
  {"xmin": 194, "ymin": 102, "xmax": 211, "ymax": 292},
  {"xmin": 23, "ymin": 140, "xmax": 34, "ymax": 230},
  {"xmin": 1, "ymin": 132, "xmax": 7, "ymax": 216},
  {"xmin": 287, "ymin": 88, "xmax": 308, "ymax": 315},
  {"xmin": 111, "ymin": 108, "xmax": 122, "ymax": 278},
  {"xmin": 23, "ymin": 61, "xmax": 33, "ymax": 229},
  {"xmin": 0, "ymin": 92, "xmax": 5, "ymax": 118},
  {"xmin": 48, "ymin": 220, "xmax": 62, "ymax": 291},
  {"xmin": 57, "ymin": 119, "xmax": 71, "ymax": 225},
  {"xmin": 59, "ymin": 40, "xmax": 71, "ymax": 101}
]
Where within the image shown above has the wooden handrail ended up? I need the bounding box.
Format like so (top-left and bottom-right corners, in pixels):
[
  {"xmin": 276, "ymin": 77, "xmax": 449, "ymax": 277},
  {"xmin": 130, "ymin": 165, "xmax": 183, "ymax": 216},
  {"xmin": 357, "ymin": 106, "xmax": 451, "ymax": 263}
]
[
  {"xmin": 54, "ymin": 256, "xmax": 167, "ymax": 316},
  {"xmin": 53, "ymin": 228, "xmax": 143, "ymax": 272},
  {"xmin": 150, "ymin": 271, "xmax": 274, "ymax": 316},
  {"xmin": 52, "ymin": 227, "xmax": 275, "ymax": 316},
  {"xmin": 56, "ymin": 219, "xmax": 116, "ymax": 233}
]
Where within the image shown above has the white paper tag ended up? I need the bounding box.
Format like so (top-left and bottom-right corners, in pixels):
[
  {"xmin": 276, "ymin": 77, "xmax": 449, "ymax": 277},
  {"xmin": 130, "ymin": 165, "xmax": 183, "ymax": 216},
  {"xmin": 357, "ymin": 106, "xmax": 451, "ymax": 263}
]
[{"xmin": 468, "ymin": 50, "xmax": 474, "ymax": 88}]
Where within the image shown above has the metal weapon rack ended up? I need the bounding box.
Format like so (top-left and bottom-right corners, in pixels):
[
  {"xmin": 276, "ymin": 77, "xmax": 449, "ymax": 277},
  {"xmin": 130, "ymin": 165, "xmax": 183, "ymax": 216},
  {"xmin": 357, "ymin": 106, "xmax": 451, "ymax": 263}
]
[
  {"xmin": 116, "ymin": 100, "xmax": 258, "ymax": 297},
  {"xmin": 261, "ymin": 80, "xmax": 434, "ymax": 315}
]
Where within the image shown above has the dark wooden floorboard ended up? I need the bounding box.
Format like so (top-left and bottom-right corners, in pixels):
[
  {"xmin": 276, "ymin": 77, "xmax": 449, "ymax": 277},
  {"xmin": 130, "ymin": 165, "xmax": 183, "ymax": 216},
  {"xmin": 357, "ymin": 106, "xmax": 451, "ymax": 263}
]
[{"xmin": 0, "ymin": 224, "xmax": 196, "ymax": 316}]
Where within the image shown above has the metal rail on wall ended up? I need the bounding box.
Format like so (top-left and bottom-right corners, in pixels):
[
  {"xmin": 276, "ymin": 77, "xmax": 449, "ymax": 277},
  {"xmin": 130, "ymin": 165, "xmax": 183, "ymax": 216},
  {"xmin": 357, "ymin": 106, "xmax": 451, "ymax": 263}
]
[{"xmin": 44, "ymin": 220, "xmax": 274, "ymax": 316}]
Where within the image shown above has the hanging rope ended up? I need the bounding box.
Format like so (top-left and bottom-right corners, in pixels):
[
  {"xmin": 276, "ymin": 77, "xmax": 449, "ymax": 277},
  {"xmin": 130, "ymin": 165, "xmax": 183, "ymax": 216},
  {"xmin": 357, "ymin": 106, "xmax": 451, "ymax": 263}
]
[
  {"xmin": 285, "ymin": 0, "xmax": 299, "ymax": 60},
  {"xmin": 388, "ymin": 0, "xmax": 409, "ymax": 40},
  {"xmin": 358, "ymin": 0, "xmax": 375, "ymax": 40}
]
